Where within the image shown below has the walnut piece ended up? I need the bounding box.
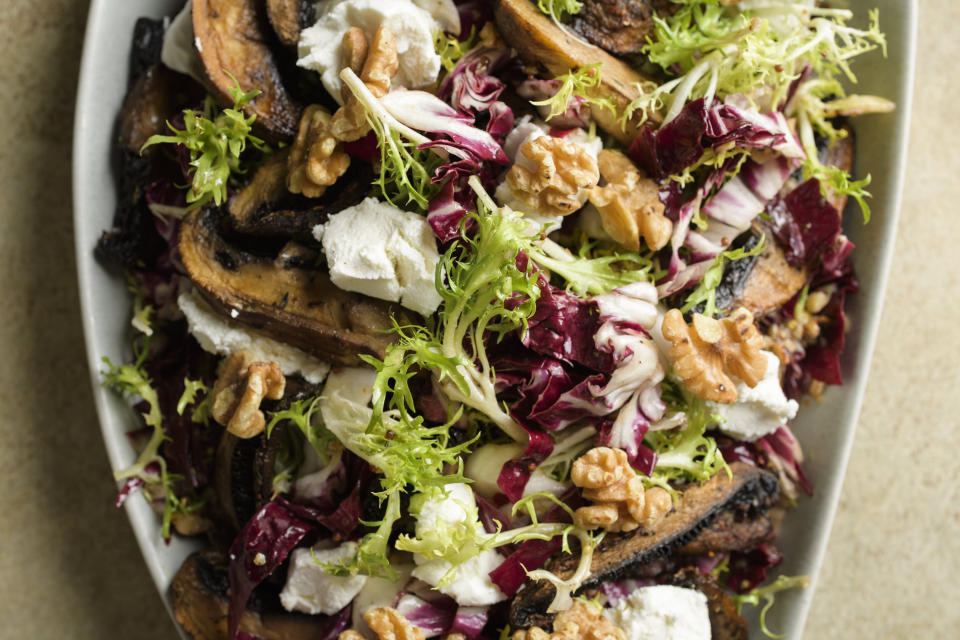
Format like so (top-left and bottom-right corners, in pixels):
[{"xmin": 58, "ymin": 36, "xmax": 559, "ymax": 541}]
[
  {"xmin": 338, "ymin": 607, "xmax": 425, "ymax": 640},
  {"xmin": 571, "ymin": 447, "xmax": 672, "ymax": 533},
  {"xmin": 661, "ymin": 307, "xmax": 767, "ymax": 404},
  {"xmin": 589, "ymin": 149, "xmax": 671, "ymax": 251},
  {"xmin": 331, "ymin": 26, "xmax": 399, "ymax": 142},
  {"xmin": 506, "ymin": 135, "xmax": 600, "ymax": 217},
  {"xmin": 211, "ymin": 353, "xmax": 286, "ymax": 438},
  {"xmin": 287, "ymin": 104, "xmax": 351, "ymax": 198},
  {"xmin": 513, "ymin": 601, "xmax": 626, "ymax": 640}
]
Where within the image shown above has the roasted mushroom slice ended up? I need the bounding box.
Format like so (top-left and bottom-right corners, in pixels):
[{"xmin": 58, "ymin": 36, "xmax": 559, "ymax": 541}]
[
  {"xmin": 179, "ymin": 208, "xmax": 399, "ymax": 366},
  {"xmin": 677, "ymin": 510, "xmax": 775, "ymax": 557},
  {"xmin": 266, "ymin": 0, "xmax": 303, "ymax": 47},
  {"xmin": 735, "ymin": 239, "xmax": 808, "ymax": 317},
  {"xmin": 509, "ymin": 462, "xmax": 779, "ymax": 629},
  {"xmin": 571, "ymin": 0, "xmax": 676, "ymax": 56},
  {"xmin": 494, "ymin": 0, "xmax": 654, "ymax": 144},
  {"xmin": 228, "ymin": 159, "xmax": 374, "ymax": 240},
  {"xmin": 667, "ymin": 568, "xmax": 749, "ymax": 640},
  {"xmin": 193, "ymin": 0, "xmax": 302, "ymax": 141},
  {"xmin": 172, "ymin": 551, "xmax": 332, "ymax": 640}
]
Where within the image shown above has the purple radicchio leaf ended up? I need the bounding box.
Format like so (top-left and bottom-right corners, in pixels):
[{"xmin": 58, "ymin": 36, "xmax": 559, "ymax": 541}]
[
  {"xmin": 755, "ymin": 426, "xmax": 812, "ymax": 498},
  {"xmin": 227, "ymin": 501, "xmax": 314, "ymax": 640},
  {"xmin": 727, "ymin": 543, "xmax": 783, "ymax": 594},
  {"xmin": 768, "ymin": 178, "xmax": 842, "ymax": 267},
  {"xmin": 487, "ymin": 487, "xmax": 580, "ymax": 596},
  {"xmin": 451, "ymin": 606, "xmax": 490, "ymax": 639},
  {"xmin": 379, "ymin": 89, "xmax": 508, "ymax": 165},
  {"xmin": 395, "ymin": 593, "xmax": 458, "ymax": 637}
]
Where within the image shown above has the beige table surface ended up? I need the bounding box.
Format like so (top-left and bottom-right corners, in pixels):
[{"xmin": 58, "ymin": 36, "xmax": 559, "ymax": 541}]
[{"xmin": 0, "ymin": 1, "xmax": 956, "ymax": 638}]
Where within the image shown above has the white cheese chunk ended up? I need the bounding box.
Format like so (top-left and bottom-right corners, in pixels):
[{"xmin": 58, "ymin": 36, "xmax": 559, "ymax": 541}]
[
  {"xmin": 160, "ymin": 1, "xmax": 207, "ymax": 85},
  {"xmin": 280, "ymin": 542, "xmax": 368, "ymax": 615},
  {"xmin": 177, "ymin": 289, "xmax": 330, "ymax": 383},
  {"xmin": 318, "ymin": 367, "xmax": 377, "ymax": 460},
  {"xmin": 409, "ymin": 483, "xmax": 508, "ymax": 606},
  {"xmin": 314, "ymin": 198, "xmax": 442, "ymax": 316},
  {"xmin": 298, "ymin": 0, "xmax": 445, "ymax": 105},
  {"xmin": 708, "ymin": 351, "xmax": 799, "ymax": 442},
  {"xmin": 603, "ymin": 585, "xmax": 711, "ymax": 640}
]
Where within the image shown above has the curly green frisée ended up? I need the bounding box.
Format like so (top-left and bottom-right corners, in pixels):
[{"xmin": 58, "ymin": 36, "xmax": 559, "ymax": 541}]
[{"xmin": 95, "ymin": 1, "xmax": 892, "ymax": 638}]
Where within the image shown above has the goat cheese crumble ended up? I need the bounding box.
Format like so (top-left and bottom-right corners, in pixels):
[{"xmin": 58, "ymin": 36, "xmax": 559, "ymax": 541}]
[
  {"xmin": 709, "ymin": 350, "xmax": 799, "ymax": 441},
  {"xmin": 298, "ymin": 0, "xmax": 458, "ymax": 105},
  {"xmin": 280, "ymin": 541, "xmax": 368, "ymax": 615},
  {"xmin": 314, "ymin": 198, "xmax": 443, "ymax": 316},
  {"xmin": 603, "ymin": 585, "xmax": 711, "ymax": 640}
]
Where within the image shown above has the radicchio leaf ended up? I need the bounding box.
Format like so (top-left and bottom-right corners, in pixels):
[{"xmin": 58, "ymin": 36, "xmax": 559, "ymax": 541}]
[
  {"xmin": 227, "ymin": 501, "xmax": 313, "ymax": 640},
  {"xmin": 727, "ymin": 543, "xmax": 783, "ymax": 594}
]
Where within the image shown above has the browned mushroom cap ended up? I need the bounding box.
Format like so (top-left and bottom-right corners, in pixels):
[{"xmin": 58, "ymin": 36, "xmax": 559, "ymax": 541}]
[
  {"xmin": 570, "ymin": 0, "xmax": 677, "ymax": 56},
  {"xmin": 178, "ymin": 208, "xmax": 400, "ymax": 366},
  {"xmin": 266, "ymin": 0, "xmax": 303, "ymax": 47},
  {"xmin": 666, "ymin": 568, "xmax": 749, "ymax": 640},
  {"xmin": 193, "ymin": 0, "xmax": 302, "ymax": 141},
  {"xmin": 118, "ymin": 64, "xmax": 180, "ymax": 154},
  {"xmin": 494, "ymin": 0, "xmax": 655, "ymax": 145},
  {"xmin": 735, "ymin": 240, "xmax": 808, "ymax": 317},
  {"xmin": 172, "ymin": 551, "xmax": 330, "ymax": 640},
  {"xmin": 509, "ymin": 462, "xmax": 779, "ymax": 629},
  {"xmin": 227, "ymin": 155, "xmax": 375, "ymax": 239}
]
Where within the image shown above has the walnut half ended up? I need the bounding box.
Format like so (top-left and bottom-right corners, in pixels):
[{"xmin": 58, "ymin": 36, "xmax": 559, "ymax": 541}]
[
  {"xmin": 211, "ymin": 353, "xmax": 286, "ymax": 438},
  {"xmin": 589, "ymin": 149, "xmax": 671, "ymax": 251},
  {"xmin": 287, "ymin": 104, "xmax": 351, "ymax": 198},
  {"xmin": 661, "ymin": 307, "xmax": 767, "ymax": 403},
  {"xmin": 505, "ymin": 135, "xmax": 600, "ymax": 217},
  {"xmin": 571, "ymin": 447, "xmax": 672, "ymax": 533},
  {"xmin": 331, "ymin": 26, "xmax": 399, "ymax": 142}
]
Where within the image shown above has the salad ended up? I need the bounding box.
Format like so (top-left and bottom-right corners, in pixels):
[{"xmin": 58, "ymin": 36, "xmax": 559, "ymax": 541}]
[{"xmin": 95, "ymin": 0, "xmax": 894, "ymax": 638}]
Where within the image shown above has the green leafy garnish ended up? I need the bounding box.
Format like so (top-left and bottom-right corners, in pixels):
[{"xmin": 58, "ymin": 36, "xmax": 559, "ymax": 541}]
[
  {"xmin": 681, "ymin": 235, "xmax": 766, "ymax": 318},
  {"xmin": 627, "ymin": 5, "xmax": 886, "ymax": 124},
  {"xmin": 435, "ymin": 27, "xmax": 478, "ymax": 72},
  {"xmin": 788, "ymin": 78, "xmax": 893, "ymax": 223},
  {"xmin": 102, "ymin": 338, "xmax": 183, "ymax": 540},
  {"xmin": 176, "ymin": 377, "xmax": 210, "ymax": 425},
  {"xmin": 537, "ymin": 0, "xmax": 583, "ymax": 23},
  {"xmin": 141, "ymin": 76, "xmax": 269, "ymax": 209},
  {"xmin": 646, "ymin": 376, "xmax": 729, "ymax": 490},
  {"xmin": 265, "ymin": 395, "xmax": 339, "ymax": 465},
  {"xmin": 732, "ymin": 574, "xmax": 811, "ymax": 638},
  {"xmin": 339, "ymin": 68, "xmax": 439, "ymax": 211},
  {"xmin": 530, "ymin": 64, "xmax": 616, "ymax": 122}
]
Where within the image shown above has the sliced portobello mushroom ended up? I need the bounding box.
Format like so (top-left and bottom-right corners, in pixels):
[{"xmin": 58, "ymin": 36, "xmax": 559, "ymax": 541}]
[
  {"xmin": 677, "ymin": 510, "xmax": 774, "ymax": 557},
  {"xmin": 734, "ymin": 239, "xmax": 808, "ymax": 317},
  {"xmin": 667, "ymin": 568, "xmax": 749, "ymax": 640},
  {"xmin": 227, "ymin": 158, "xmax": 375, "ymax": 240},
  {"xmin": 193, "ymin": 0, "xmax": 302, "ymax": 141},
  {"xmin": 509, "ymin": 462, "xmax": 779, "ymax": 629},
  {"xmin": 571, "ymin": 0, "xmax": 676, "ymax": 56},
  {"xmin": 172, "ymin": 551, "xmax": 330, "ymax": 640},
  {"xmin": 214, "ymin": 376, "xmax": 324, "ymax": 532},
  {"xmin": 494, "ymin": 0, "xmax": 655, "ymax": 144},
  {"xmin": 179, "ymin": 208, "xmax": 400, "ymax": 366},
  {"xmin": 266, "ymin": 0, "xmax": 303, "ymax": 47}
]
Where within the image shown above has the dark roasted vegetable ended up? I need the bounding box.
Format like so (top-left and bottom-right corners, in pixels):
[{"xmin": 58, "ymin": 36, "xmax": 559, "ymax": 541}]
[
  {"xmin": 179, "ymin": 208, "xmax": 400, "ymax": 366},
  {"xmin": 509, "ymin": 462, "xmax": 779, "ymax": 628},
  {"xmin": 172, "ymin": 551, "xmax": 340, "ymax": 640},
  {"xmin": 667, "ymin": 568, "xmax": 749, "ymax": 640},
  {"xmin": 193, "ymin": 0, "xmax": 303, "ymax": 141},
  {"xmin": 227, "ymin": 158, "xmax": 374, "ymax": 240},
  {"xmin": 571, "ymin": 0, "xmax": 675, "ymax": 56},
  {"xmin": 266, "ymin": 0, "xmax": 303, "ymax": 47},
  {"xmin": 494, "ymin": 0, "xmax": 653, "ymax": 144}
]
